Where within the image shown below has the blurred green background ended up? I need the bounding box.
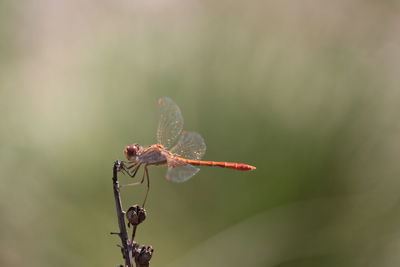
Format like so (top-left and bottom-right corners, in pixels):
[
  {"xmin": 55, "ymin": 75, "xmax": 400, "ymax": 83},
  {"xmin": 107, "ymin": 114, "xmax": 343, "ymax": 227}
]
[{"xmin": 1, "ymin": 0, "xmax": 400, "ymax": 266}]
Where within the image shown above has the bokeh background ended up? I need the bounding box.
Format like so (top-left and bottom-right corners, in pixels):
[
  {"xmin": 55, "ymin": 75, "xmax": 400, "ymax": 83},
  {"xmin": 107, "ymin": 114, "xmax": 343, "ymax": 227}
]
[{"xmin": 1, "ymin": 0, "xmax": 400, "ymax": 266}]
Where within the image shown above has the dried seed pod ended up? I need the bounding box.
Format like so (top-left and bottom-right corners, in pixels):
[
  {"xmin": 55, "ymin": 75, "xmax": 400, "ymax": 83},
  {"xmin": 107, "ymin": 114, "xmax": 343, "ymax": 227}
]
[
  {"xmin": 135, "ymin": 245, "xmax": 154, "ymax": 267},
  {"xmin": 126, "ymin": 205, "xmax": 147, "ymax": 226}
]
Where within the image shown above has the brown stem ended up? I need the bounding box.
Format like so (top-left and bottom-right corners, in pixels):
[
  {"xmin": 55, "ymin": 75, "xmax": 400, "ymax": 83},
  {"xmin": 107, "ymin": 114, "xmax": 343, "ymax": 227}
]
[
  {"xmin": 131, "ymin": 225, "xmax": 137, "ymax": 242},
  {"xmin": 112, "ymin": 160, "xmax": 133, "ymax": 267}
]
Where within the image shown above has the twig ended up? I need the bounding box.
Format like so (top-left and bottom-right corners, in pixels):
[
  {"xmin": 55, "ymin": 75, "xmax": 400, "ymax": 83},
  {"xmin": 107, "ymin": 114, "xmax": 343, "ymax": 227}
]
[
  {"xmin": 112, "ymin": 161, "xmax": 153, "ymax": 267},
  {"xmin": 112, "ymin": 160, "xmax": 133, "ymax": 267}
]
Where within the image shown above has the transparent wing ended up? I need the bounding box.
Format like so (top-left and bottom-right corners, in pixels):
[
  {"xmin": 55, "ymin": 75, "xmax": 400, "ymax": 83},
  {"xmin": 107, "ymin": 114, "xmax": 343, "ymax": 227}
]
[
  {"xmin": 165, "ymin": 157, "xmax": 200, "ymax": 183},
  {"xmin": 156, "ymin": 97, "xmax": 184, "ymax": 150},
  {"xmin": 170, "ymin": 131, "xmax": 206, "ymax": 160}
]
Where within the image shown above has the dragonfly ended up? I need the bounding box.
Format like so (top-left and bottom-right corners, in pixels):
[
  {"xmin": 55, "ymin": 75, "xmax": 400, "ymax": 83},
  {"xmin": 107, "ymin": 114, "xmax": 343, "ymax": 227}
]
[{"xmin": 121, "ymin": 97, "xmax": 256, "ymax": 207}]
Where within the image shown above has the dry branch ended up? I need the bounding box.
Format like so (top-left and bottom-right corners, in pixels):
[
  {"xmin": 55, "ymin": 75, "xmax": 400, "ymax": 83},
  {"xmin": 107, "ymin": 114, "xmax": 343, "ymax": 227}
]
[{"xmin": 111, "ymin": 161, "xmax": 153, "ymax": 267}]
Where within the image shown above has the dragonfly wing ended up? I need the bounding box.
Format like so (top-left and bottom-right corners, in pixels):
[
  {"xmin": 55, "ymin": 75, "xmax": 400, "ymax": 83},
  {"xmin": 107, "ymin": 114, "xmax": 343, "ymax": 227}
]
[
  {"xmin": 157, "ymin": 97, "xmax": 184, "ymax": 150},
  {"xmin": 170, "ymin": 131, "xmax": 206, "ymax": 160},
  {"xmin": 165, "ymin": 157, "xmax": 200, "ymax": 183}
]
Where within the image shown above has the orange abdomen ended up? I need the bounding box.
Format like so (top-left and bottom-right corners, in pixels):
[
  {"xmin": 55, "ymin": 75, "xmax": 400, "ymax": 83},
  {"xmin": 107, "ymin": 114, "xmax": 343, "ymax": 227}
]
[{"xmin": 177, "ymin": 158, "xmax": 256, "ymax": 171}]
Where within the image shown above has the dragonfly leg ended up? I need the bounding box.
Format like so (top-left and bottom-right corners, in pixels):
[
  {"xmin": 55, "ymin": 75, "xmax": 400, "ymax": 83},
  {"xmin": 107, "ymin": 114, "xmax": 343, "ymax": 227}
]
[
  {"xmin": 121, "ymin": 163, "xmax": 141, "ymax": 178},
  {"xmin": 120, "ymin": 162, "xmax": 133, "ymax": 175},
  {"xmin": 121, "ymin": 165, "xmax": 146, "ymax": 187},
  {"xmin": 128, "ymin": 164, "xmax": 141, "ymax": 178},
  {"xmin": 125, "ymin": 163, "xmax": 138, "ymax": 170},
  {"xmin": 142, "ymin": 165, "xmax": 150, "ymax": 208}
]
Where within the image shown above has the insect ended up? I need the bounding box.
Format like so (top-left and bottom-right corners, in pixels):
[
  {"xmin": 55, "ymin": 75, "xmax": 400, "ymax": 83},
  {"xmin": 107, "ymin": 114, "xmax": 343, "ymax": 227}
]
[{"xmin": 121, "ymin": 97, "xmax": 256, "ymax": 206}]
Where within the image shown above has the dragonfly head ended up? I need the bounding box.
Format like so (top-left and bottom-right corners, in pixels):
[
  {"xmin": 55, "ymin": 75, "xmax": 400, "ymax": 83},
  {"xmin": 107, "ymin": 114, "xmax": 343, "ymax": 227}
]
[{"xmin": 124, "ymin": 143, "xmax": 141, "ymax": 161}]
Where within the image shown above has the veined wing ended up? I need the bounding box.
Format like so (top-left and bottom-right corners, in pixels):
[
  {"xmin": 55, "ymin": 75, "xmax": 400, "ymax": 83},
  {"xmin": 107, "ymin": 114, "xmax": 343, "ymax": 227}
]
[
  {"xmin": 165, "ymin": 157, "xmax": 200, "ymax": 183},
  {"xmin": 170, "ymin": 131, "xmax": 206, "ymax": 160},
  {"xmin": 156, "ymin": 97, "xmax": 184, "ymax": 150}
]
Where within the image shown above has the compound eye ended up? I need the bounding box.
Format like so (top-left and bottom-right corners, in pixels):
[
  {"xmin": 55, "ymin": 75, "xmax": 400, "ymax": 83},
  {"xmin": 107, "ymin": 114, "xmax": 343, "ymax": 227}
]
[
  {"xmin": 124, "ymin": 144, "xmax": 139, "ymax": 160},
  {"xmin": 128, "ymin": 146, "xmax": 136, "ymax": 157}
]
